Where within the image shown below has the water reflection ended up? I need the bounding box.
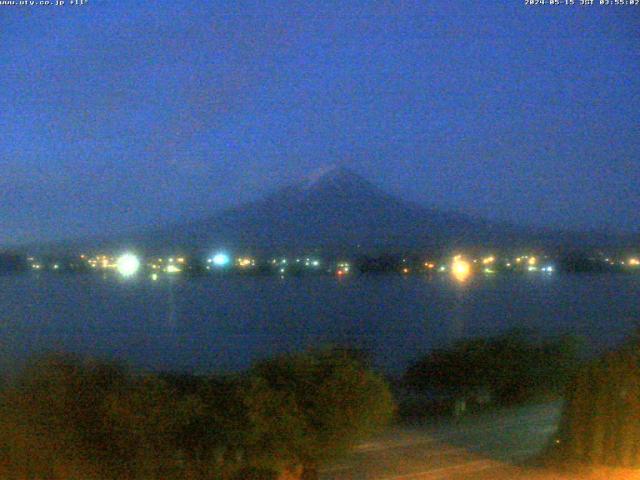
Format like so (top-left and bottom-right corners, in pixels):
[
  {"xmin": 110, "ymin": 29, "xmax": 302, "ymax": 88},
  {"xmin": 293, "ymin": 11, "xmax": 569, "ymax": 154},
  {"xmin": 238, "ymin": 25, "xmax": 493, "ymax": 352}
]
[
  {"xmin": 1, "ymin": 273, "xmax": 639, "ymax": 374},
  {"xmin": 448, "ymin": 278, "xmax": 471, "ymax": 341},
  {"xmin": 166, "ymin": 278, "xmax": 178, "ymax": 328}
]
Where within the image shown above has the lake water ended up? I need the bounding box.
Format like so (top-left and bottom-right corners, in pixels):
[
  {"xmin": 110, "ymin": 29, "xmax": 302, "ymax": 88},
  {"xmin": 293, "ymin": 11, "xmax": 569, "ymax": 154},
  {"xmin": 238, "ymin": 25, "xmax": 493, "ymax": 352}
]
[{"xmin": 0, "ymin": 273, "xmax": 638, "ymax": 375}]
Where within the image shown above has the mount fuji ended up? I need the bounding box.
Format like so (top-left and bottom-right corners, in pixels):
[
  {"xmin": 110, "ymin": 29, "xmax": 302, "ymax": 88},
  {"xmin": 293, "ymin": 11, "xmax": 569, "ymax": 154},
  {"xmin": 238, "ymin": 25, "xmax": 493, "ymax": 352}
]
[
  {"xmin": 34, "ymin": 166, "xmax": 635, "ymax": 255},
  {"xmin": 134, "ymin": 166, "xmax": 538, "ymax": 254}
]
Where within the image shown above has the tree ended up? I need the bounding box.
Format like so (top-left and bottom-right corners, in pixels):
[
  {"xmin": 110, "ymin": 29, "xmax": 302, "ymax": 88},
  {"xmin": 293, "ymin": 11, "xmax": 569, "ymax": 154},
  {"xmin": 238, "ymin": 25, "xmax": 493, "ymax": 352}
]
[
  {"xmin": 404, "ymin": 331, "xmax": 582, "ymax": 405},
  {"xmin": 553, "ymin": 334, "xmax": 639, "ymax": 468},
  {"xmin": 249, "ymin": 349, "xmax": 396, "ymax": 477},
  {"xmin": 0, "ymin": 349, "xmax": 396, "ymax": 480}
]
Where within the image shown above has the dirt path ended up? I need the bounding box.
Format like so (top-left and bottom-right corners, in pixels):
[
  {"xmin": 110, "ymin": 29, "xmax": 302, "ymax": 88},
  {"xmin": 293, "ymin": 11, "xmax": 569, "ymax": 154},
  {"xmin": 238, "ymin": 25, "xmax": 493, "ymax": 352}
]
[{"xmin": 321, "ymin": 402, "xmax": 638, "ymax": 479}]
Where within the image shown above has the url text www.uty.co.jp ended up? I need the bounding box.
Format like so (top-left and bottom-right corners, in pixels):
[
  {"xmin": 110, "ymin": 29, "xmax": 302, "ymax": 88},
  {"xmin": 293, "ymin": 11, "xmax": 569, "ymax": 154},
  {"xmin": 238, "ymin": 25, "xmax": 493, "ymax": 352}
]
[{"xmin": 0, "ymin": 0, "xmax": 88, "ymax": 6}]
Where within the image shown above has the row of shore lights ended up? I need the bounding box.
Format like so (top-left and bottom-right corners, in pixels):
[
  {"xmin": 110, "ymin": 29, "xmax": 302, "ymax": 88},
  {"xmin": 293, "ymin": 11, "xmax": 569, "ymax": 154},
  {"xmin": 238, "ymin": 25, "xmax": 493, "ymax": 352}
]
[
  {"xmin": 115, "ymin": 252, "xmax": 474, "ymax": 279},
  {"xmin": 449, "ymin": 254, "xmax": 553, "ymax": 282},
  {"xmin": 115, "ymin": 252, "xmax": 231, "ymax": 278},
  {"xmin": 115, "ymin": 252, "xmax": 557, "ymax": 281},
  {"xmin": 114, "ymin": 252, "xmax": 483, "ymax": 282}
]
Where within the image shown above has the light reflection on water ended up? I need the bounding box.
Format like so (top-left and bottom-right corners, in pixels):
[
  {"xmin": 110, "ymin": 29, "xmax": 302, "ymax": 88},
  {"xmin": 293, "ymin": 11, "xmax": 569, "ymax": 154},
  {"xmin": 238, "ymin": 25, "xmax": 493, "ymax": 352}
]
[{"xmin": 0, "ymin": 273, "xmax": 638, "ymax": 375}]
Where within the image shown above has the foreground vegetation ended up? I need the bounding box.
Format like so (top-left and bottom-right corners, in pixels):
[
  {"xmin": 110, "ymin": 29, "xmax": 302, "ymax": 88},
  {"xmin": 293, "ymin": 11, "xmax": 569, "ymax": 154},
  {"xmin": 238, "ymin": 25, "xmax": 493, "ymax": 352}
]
[
  {"xmin": 403, "ymin": 329, "xmax": 639, "ymax": 469},
  {"xmin": 401, "ymin": 331, "xmax": 583, "ymax": 418},
  {"xmin": 0, "ymin": 349, "xmax": 395, "ymax": 480},
  {"xmin": 551, "ymin": 332, "xmax": 639, "ymax": 468},
  {"xmin": 1, "ymin": 331, "xmax": 636, "ymax": 478}
]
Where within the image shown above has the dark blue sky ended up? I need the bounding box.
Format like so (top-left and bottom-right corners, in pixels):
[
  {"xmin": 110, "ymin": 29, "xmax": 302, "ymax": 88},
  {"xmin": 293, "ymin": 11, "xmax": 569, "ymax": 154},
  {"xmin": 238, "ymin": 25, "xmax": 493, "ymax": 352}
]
[{"xmin": 1, "ymin": 1, "xmax": 638, "ymax": 247}]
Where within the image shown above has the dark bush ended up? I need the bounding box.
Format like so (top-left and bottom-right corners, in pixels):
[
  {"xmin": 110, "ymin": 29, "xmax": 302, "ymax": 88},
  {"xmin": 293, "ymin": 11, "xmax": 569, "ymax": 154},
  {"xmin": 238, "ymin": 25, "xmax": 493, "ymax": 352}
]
[
  {"xmin": 0, "ymin": 353, "xmax": 198, "ymax": 479},
  {"xmin": 552, "ymin": 334, "xmax": 639, "ymax": 468},
  {"xmin": 248, "ymin": 349, "xmax": 396, "ymax": 471},
  {"xmin": 0, "ymin": 349, "xmax": 395, "ymax": 479},
  {"xmin": 404, "ymin": 331, "xmax": 582, "ymax": 405}
]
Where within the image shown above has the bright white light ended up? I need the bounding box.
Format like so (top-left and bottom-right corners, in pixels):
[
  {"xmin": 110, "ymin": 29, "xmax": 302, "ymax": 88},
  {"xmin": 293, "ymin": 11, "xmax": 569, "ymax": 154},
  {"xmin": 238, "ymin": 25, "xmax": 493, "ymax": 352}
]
[
  {"xmin": 451, "ymin": 256, "xmax": 472, "ymax": 282},
  {"xmin": 212, "ymin": 253, "xmax": 230, "ymax": 267},
  {"xmin": 116, "ymin": 253, "xmax": 141, "ymax": 277}
]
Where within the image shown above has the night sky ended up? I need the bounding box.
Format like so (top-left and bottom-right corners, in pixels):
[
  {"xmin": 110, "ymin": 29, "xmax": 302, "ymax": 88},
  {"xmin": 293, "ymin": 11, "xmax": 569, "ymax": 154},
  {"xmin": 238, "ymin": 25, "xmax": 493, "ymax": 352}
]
[{"xmin": 1, "ymin": 1, "xmax": 639, "ymax": 247}]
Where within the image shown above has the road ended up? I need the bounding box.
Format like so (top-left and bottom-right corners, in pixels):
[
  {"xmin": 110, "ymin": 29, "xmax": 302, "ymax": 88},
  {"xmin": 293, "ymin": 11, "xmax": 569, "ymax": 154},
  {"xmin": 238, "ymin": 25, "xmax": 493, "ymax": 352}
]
[
  {"xmin": 321, "ymin": 401, "xmax": 638, "ymax": 479},
  {"xmin": 320, "ymin": 402, "xmax": 581, "ymax": 480}
]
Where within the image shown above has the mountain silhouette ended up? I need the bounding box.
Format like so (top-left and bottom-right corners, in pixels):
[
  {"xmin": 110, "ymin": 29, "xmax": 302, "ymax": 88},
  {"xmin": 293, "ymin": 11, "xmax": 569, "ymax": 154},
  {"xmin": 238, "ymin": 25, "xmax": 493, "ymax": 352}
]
[
  {"xmin": 139, "ymin": 166, "xmax": 533, "ymax": 254},
  {"xmin": 29, "ymin": 166, "xmax": 636, "ymax": 255}
]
